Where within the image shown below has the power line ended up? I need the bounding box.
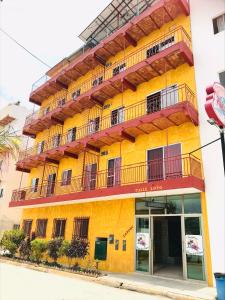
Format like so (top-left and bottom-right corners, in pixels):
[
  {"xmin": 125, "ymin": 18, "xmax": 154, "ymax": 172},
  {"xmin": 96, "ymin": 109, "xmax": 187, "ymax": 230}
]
[{"xmin": 0, "ymin": 27, "xmax": 51, "ymax": 68}]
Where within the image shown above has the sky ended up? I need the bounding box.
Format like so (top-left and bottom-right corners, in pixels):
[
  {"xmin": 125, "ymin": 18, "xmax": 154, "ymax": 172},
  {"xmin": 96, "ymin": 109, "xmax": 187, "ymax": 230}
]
[{"xmin": 0, "ymin": 0, "xmax": 111, "ymax": 110}]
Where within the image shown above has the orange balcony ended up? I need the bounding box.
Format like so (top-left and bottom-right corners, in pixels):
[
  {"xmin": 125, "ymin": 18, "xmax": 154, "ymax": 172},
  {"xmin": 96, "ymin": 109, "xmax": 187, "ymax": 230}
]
[
  {"xmin": 29, "ymin": 0, "xmax": 189, "ymax": 106},
  {"xmin": 10, "ymin": 155, "xmax": 204, "ymax": 207},
  {"xmin": 17, "ymin": 84, "xmax": 198, "ymax": 172},
  {"xmin": 23, "ymin": 26, "xmax": 193, "ymax": 137}
]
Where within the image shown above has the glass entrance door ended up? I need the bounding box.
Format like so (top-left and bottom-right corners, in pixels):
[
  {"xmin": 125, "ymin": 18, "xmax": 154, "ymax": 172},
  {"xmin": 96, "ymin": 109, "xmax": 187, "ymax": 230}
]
[
  {"xmin": 136, "ymin": 217, "xmax": 151, "ymax": 272},
  {"xmin": 183, "ymin": 216, "xmax": 206, "ymax": 281}
]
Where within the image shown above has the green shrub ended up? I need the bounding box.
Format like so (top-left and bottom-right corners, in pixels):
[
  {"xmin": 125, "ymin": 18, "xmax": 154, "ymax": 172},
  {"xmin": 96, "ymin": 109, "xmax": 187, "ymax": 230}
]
[
  {"xmin": 1, "ymin": 229, "xmax": 25, "ymax": 257},
  {"xmin": 47, "ymin": 238, "xmax": 63, "ymax": 264},
  {"xmin": 19, "ymin": 237, "xmax": 31, "ymax": 260},
  {"xmin": 31, "ymin": 239, "xmax": 47, "ymax": 263},
  {"xmin": 67, "ymin": 238, "xmax": 89, "ymax": 263},
  {"xmin": 59, "ymin": 240, "xmax": 71, "ymax": 266}
]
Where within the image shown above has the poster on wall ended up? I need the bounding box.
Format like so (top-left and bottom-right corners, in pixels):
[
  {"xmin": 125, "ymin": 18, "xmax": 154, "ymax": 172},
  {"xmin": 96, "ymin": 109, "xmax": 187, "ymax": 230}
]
[
  {"xmin": 136, "ymin": 233, "xmax": 149, "ymax": 251},
  {"xmin": 185, "ymin": 235, "xmax": 203, "ymax": 256}
]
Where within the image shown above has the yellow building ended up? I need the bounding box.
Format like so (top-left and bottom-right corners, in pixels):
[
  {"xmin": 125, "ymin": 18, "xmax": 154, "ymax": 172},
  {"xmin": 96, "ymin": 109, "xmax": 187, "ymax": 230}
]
[{"xmin": 10, "ymin": 0, "xmax": 213, "ymax": 286}]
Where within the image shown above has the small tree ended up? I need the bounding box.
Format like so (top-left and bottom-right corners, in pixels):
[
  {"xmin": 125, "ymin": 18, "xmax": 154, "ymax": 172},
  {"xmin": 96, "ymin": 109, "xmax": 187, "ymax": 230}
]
[
  {"xmin": 67, "ymin": 238, "xmax": 89, "ymax": 267},
  {"xmin": 0, "ymin": 229, "xmax": 25, "ymax": 257},
  {"xmin": 31, "ymin": 239, "xmax": 47, "ymax": 263},
  {"xmin": 59, "ymin": 240, "xmax": 71, "ymax": 267},
  {"xmin": 47, "ymin": 238, "xmax": 63, "ymax": 265},
  {"xmin": 19, "ymin": 237, "xmax": 31, "ymax": 260}
]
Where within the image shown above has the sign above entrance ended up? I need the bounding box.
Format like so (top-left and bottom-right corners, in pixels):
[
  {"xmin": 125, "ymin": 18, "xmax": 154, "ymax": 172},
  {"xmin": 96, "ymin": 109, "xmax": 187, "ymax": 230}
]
[
  {"xmin": 205, "ymin": 82, "xmax": 225, "ymax": 128},
  {"xmin": 185, "ymin": 235, "xmax": 203, "ymax": 256},
  {"xmin": 145, "ymin": 200, "xmax": 166, "ymax": 209}
]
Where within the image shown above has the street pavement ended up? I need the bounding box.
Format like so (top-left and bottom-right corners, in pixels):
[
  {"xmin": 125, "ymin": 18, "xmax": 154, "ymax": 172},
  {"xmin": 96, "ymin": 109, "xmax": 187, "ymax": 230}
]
[{"xmin": 0, "ymin": 262, "xmax": 168, "ymax": 300}]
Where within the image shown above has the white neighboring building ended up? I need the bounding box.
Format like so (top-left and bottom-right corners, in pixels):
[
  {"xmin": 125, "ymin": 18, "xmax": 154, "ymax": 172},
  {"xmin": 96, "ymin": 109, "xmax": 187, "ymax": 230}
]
[
  {"xmin": 0, "ymin": 102, "xmax": 32, "ymax": 236},
  {"xmin": 190, "ymin": 0, "xmax": 225, "ymax": 280}
]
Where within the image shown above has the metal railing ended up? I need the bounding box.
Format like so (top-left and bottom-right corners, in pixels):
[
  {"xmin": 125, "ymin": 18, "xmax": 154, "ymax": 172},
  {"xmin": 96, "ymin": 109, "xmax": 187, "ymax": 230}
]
[
  {"xmin": 25, "ymin": 26, "xmax": 192, "ymax": 127},
  {"xmin": 19, "ymin": 84, "xmax": 195, "ymax": 162},
  {"xmin": 11, "ymin": 155, "xmax": 202, "ymax": 202}
]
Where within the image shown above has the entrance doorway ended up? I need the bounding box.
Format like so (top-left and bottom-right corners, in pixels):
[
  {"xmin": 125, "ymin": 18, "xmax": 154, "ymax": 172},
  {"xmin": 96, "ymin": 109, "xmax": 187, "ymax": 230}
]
[
  {"xmin": 153, "ymin": 216, "xmax": 183, "ymax": 279},
  {"xmin": 135, "ymin": 194, "xmax": 206, "ymax": 281}
]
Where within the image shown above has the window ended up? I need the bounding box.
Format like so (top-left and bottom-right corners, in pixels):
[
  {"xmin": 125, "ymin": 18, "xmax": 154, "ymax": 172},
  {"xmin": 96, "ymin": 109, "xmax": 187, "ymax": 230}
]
[
  {"xmin": 46, "ymin": 173, "xmax": 56, "ymax": 197},
  {"xmin": 111, "ymin": 107, "xmax": 124, "ymax": 126},
  {"xmin": 13, "ymin": 224, "xmax": 20, "ymax": 230},
  {"xmin": 92, "ymin": 76, "xmax": 103, "ymax": 87},
  {"xmin": 146, "ymin": 36, "xmax": 175, "ymax": 58},
  {"xmin": 67, "ymin": 127, "xmax": 76, "ymax": 143},
  {"xmin": 146, "ymin": 85, "xmax": 178, "ymax": 113},
  {"xmin": 23, "ymin": 220, "xmax": 32, "ymax": 236},
  {"xmin": 84, "ymin": 164, "xmax": 97, "ymax": 190},
  {"xmin": 147, "ymin": 144, "xmax": 182, "ymax": 181},
  {"xmin": 72, "ymin": 89, "xmax": 81, "ymax": 100},
  {"xmin": 112, "ymin": 63, "xmax": 126, "ymax": 76},
  {"xmin": 31, "ymin": 178, "xmax": 39, "ymax": 192},
  {"xmin": 52, "ymin": 134, "xmax": 61, "ymax": 148},
  {"xmin": 107, "ymin": 157, "xmax": 121, "ymax": 187},
  {"xmin": 73, "ymin": 217, "xmax": 89, "ymax": 239},
  {"xmin": 58, "ymin": 98, "xmax": 66, "ymax": 107},
  {"xmin": 52, "ymin": 219, "xmax": 66, "ymax": 238},
  {"xmin": 43, "ymin": 107, "xmax": 50, "ymax": 116},
  {"xmin": 61, "ymin": 169, "xmax": 72, "ymax": 186},
  {"xmin": 36, "ymin": 219, "xmax": 48, "ymax": 237},
  {"xmin": 0, "ymin": 188, "xmax": 3, "ymax": 198},
  {"xmin": 88, "ymin": 117, "xmax": 100, "ymax": 134},
  {"xmin": 219, "ymin": 71, "xmax": 225, "ymax": 87},
  {"xmin": 213, "ymin": 13, "xmax": 225, "ymax": 34},
  {"xmin": 37, "ymin": 141, "xmax": 45, "ymax": 154}
]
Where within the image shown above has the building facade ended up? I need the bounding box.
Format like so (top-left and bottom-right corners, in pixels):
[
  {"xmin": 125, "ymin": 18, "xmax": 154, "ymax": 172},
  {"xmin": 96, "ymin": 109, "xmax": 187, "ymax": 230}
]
[
  {"xmin": 0, "ymin": 103, "xmax": 31, "ymax": 236},
  {"xmin": 9, "ymin": 0, "xmax": 213, "ymax": 285},
  {"xmin": 189, "ymin": 0, "xmax": 225, "ymax": 281}
]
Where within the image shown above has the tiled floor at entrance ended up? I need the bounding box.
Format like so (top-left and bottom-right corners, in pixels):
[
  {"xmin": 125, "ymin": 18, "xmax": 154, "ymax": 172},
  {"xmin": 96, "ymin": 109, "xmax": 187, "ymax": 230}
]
[{"xmin": 154, "ymin": 265, "xmax": 183, "ymax": 279}]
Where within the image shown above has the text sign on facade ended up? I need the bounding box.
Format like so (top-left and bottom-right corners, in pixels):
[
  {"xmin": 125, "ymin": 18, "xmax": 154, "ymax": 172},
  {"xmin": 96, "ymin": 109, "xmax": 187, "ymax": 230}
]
[
  {"xmin": 185, "ymin": 235, "xmax": 203, "ymax": 256},
  {"xmin": 145, "ymin": 201, "xmax": 166, "ymax": 209},
  {"xmin": 205, "ymin": 82, "xmax": 225, "ymax": 128}
]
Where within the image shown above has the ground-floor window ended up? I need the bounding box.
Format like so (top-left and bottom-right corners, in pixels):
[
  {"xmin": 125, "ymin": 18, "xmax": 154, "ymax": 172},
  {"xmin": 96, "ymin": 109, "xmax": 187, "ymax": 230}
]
[
  {"xmin": 22, "ymin": 220, "xmax": 32, "ymax": 236},
  {"xmin": 135, "ymin": 194, "xmax": 206, "ymax": 281},
  {"xmin": 73, "ymin": 217, "xmax": 89, "ymax": 239},
  {"xmin": 52, "ymin": 219, "xmax": 66, "ymax": 238},
  {"xmin": 36, "ymin": 219, "xmax": 48, "ymax": 238}
]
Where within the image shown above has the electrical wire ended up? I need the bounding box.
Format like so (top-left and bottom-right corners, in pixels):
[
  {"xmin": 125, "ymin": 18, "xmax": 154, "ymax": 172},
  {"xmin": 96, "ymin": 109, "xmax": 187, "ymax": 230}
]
[{"xmin": 0, "ymin": 27, "xmax": 51, "ymax": 68}]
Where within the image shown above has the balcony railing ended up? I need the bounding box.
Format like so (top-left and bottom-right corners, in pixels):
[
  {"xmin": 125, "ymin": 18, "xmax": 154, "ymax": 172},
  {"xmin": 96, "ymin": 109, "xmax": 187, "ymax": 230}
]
[
  {"xmin": 12, "ymin": 155, "xmax": 203, "ymax": 202},
  {"xmin": 19, "ymin": 84, "xmax": 196, "ymax": 162},
  {"xmin": 25, "ymin": 26, "xmax": 192, "ymax": 128}
]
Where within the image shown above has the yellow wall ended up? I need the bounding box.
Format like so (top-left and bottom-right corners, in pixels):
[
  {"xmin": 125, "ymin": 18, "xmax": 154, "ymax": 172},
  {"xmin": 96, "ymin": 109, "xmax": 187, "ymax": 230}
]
[
  {"xmin": 22, "ymin": 198, "xmax": 135, "ymax": 272},
  {"xmin": 21, "ymin": 193, "xmax": 213, "ymax": 285}
]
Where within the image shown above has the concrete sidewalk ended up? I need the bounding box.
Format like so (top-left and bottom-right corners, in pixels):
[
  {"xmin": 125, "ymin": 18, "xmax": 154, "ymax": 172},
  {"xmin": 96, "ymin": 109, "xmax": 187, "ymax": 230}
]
[
  {"xmin": 99, "ymin": 272, "xmax": 216, "ymax": 300},
  {"xmin": 0, "ymin": 258, "xmax": 216, "ymax": 300}
]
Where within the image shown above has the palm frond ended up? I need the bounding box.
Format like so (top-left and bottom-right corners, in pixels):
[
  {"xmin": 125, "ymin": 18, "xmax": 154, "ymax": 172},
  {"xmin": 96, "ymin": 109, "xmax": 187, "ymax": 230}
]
[{"xmin": 0, "ymin": 128, "xmax": 21, "ymax": 160}]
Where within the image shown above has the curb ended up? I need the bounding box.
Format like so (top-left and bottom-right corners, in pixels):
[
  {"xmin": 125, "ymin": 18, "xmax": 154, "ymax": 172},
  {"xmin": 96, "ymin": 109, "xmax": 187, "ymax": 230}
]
[{"xmin": 0, "ymin": 258, "xmax": 215, "ymax": 300}]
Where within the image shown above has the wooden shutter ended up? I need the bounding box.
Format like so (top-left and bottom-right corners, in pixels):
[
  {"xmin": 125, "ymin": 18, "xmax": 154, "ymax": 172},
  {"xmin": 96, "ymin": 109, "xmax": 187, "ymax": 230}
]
[
  {"xmin": 147, "ymin": 148, "xmax": 164, "ymax": 181},
  {"xmin": 115, "ymin": 157, "xmax": 121, "ymax": 186},
  {"xmin": 164, "ymin": 144, "xmax": 182, "ymax": 179},
  {"xmin": 84, "ymin": 165, "xmax": 92, "ymax": 191}
]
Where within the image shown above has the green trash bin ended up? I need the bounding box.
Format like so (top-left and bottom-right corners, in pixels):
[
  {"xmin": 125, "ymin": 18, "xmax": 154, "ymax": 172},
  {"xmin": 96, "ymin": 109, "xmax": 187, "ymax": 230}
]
[{"xmin": 94, "ymin": 238, "xmax": 107, "ymax": 261}]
